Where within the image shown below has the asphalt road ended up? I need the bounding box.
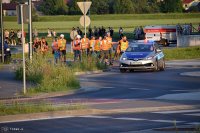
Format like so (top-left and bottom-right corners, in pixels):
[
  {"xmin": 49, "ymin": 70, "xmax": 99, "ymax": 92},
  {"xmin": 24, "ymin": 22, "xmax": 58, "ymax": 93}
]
[{"xmin": 1, "ymin": 62, "xmax": 200, "ymax": 133}]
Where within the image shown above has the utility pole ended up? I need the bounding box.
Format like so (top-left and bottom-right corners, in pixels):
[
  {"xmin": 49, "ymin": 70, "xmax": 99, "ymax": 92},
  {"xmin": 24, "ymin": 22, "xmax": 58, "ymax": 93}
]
[
  {"xmin": 28, "ymin": 0, "xmax": 33, "ymax": 61},
  {"xmin": 0, "ymin": 0, "xmax": 4, "ymax": 63}
]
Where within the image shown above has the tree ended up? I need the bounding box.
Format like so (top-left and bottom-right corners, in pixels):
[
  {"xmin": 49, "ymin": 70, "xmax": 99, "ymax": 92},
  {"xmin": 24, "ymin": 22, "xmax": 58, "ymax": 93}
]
[
  {"xmin": 113, "ymin": 0, "xmax": 135, "ymax": 14},
  {"xmin": 67, "ymin": 0, "xmax": 83, "ymax": 15},
  {"xmin": 160, "ymin": 0, "xmax": 182, "ymax": 13},
  {"xmin": 90, "ymin": 0, "xmax": 109, "ymax": 14},
  {"xmin": 39, "ymin": 0, "xmax": 68, "ymax": 15}
]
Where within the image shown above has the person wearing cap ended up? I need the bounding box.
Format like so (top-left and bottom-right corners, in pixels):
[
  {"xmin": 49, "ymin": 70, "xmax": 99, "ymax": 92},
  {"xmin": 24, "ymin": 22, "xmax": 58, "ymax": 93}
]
[
  {"xmin": 58, "ymin": 34, "xmax": 67, "ymax": 62},
  {"xmin": 73, "ymin": 35, "xmax": 81, "ymax": 61}
]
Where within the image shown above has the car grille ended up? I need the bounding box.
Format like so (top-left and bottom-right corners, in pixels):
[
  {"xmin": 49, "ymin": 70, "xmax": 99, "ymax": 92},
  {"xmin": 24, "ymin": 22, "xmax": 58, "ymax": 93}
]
[
  {"xmin": 127, "ymin": 58, "xmax": 143, "ymax": 61},
  {"xmin": 121, "ymin": 63, "xmax": 152, "ymax": 67}
]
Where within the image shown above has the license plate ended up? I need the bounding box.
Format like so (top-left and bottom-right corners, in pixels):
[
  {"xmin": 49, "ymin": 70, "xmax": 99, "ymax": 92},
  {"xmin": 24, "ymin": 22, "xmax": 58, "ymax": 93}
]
[{"xmin": 130, "ymin": 61, "xmax": 142, "ymax": 65}]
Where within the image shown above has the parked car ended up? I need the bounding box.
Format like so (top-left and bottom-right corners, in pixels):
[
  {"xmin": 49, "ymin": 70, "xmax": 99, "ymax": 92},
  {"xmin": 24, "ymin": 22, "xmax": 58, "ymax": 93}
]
[{"xmin": 119, "ymin": 41, "xmax": 165, "ymax": 73}]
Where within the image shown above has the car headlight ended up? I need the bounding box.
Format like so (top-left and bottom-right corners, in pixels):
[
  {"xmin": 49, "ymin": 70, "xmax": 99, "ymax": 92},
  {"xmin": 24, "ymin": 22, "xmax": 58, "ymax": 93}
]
[
  {"xmin": 120, "ymin": 54, "xmax": 127, "ymax": 61},
  {"xmin": 6, "ymin": 48, "xmax": 10, "ymax": 51},
  {"xmin": 146, "ymin": 56, "xmax": 154, "ymax": 60}
]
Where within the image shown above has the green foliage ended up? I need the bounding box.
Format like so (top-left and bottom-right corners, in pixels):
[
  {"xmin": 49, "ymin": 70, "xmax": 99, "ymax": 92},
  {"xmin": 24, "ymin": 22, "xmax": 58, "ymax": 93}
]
[
  {"xmin": 163, "ymin": 46, "xmax": 200, "ymax": 60},
  {"xmin": 39, "ymin": 0, "xmax": 69, "ymax": 15},
  {"xmin": 0, "ymin": 102, "xmax": 86, "ymax": 116},
  {"xmin": 90, "ymin": 0, "xmax": 110, "ymax": 14},
  {"xmin": 113, "ymin": 0, "xmax": 135, "ymax": 14},
  {"xmin": 67, "ymin": 0, "xmax": 82, "ymax": 15},
  {"xmin": 15, "ymin": 54, "xmax": 80, "ymax": 93},
  {"xmin": 160, "ymin": 0, "xmax": 183, "ymax": 13}
]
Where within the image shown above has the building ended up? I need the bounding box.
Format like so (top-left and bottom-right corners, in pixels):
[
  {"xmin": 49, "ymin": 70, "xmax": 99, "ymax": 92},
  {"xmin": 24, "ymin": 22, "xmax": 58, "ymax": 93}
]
[
  {"xmin": 2, "ymin": 3, "xmax": 17, "ymax": 16},
  {"xmin": 2, "ymin": 0, "xmax": 11, "ymax": 3},
  {"xmin": 183, "ymin": 0, "xmax": 200, "ymax": 11}
]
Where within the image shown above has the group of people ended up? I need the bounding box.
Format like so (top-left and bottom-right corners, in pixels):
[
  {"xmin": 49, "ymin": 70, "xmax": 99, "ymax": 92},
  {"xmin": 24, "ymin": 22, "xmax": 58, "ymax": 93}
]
[
  {"xmin": 4, "ymin": 29, "xmax": 24, "ymax": 46},
  {"xmin": 68, "ymin": 32, "xmax": 129, "ymax": 65},
  {"xmin": 72, "ymin": 26, "xmax": 118, "ymax": 39}
]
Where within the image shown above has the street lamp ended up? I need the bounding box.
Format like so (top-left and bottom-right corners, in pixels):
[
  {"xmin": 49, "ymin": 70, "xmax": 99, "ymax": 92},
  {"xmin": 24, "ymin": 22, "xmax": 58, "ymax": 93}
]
[{"xmin": 0, "ymin": 0, "xmax": 4, "ymax": 63}]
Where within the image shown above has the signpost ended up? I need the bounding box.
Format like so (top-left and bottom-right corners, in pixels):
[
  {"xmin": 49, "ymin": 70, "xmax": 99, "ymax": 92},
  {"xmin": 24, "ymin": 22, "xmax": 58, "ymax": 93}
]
[
  {"xmin": 77, "ymin": 1, "xmax": 92, "ymax": 37},
  {"xmin": 17, "ymin": 4, "xmax": 27, "ymax": 94},
  {"xmin": 28, "ymin": 0, "xmax": 33, "ymax": 61},
  {"xmin": 0, "ymin": 0, "xmax": 4, "ymax": 63}
]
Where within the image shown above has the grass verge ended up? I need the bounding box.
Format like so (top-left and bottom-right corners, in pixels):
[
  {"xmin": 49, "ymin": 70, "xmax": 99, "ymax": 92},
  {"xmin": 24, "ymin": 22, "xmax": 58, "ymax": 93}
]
[
  {"xmin": 163, "ymin": 46, "xmax": 200, "ymax": 60},
  {"xmin": 0, "ymin": 101, "xmax": 86, "ymax": 116}
]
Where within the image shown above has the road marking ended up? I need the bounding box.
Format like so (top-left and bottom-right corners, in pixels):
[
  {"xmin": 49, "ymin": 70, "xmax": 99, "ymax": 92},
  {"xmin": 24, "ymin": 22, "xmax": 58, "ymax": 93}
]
[
  {"xmin": 149, "ymin": 120, "xmax": 184, "ymax": 123},
  {"xmin": 153, "ymin": 109, "xmax": 200, "ymax": 114},
  {"xmin": 184, "ymin": 113, "xmax": 200, "ymax": 116},
  {"xmin": 113, "ymin": 117, "xmax": 147, "ymax": 121},
  {"xmin": 78, "ymin": 115, "xmax": 111, "ymax": 119},
  {"xmin": 129, "ymin": 88, "xmax": 150, "ymax": 91},
  {"xmin": 101, "ymin": 87, "xmax": 115, "ymax": 89},
  {"xmin": 0, "ymin": 116, "xmax": 75, "ymax": 124},
  {"xmin": 187, "ymin": 122, "xmax": 200, "ymax": 125}
]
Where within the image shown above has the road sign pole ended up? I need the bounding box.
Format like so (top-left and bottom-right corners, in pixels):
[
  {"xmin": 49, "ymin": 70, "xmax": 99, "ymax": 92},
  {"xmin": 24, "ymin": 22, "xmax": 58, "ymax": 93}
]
[
  {"xmin": 1, "ymin": 1, "xmax": 4, "ymax": 63},
  {"xmin": 83, "ymin": 2, "xmax": 87, "ymax": 56},
  {"xmin": 21, "ymin": 4, "xmax": 26, "ymax": 94},
  {"xmin": 28, "ymin": 0, "xmax": 33, "ymax": 61}
]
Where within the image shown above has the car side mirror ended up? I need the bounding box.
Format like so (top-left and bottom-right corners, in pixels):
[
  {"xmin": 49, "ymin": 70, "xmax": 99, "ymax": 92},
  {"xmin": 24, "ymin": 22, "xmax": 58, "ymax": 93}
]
[{"xmin": 156, "ymin": 49, "xmax": 161, "ymax": 53}]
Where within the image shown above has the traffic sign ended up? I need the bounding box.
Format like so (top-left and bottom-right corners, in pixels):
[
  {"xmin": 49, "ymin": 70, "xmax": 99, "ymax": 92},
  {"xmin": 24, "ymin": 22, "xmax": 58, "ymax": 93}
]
[
  {"xmin": 16, "ymin": 4, "xmax": 29, "ymax": 24},
  {"xmin": 77, "ymin": 2, "xmax": 92, "ymax": 15},
  {"xmin": 79, "ymin": 15, "xmax": 91, "ymax": 27},
  {"xmin": 70, "ymin": 30, "xmax": 78, "ymax": 40}
]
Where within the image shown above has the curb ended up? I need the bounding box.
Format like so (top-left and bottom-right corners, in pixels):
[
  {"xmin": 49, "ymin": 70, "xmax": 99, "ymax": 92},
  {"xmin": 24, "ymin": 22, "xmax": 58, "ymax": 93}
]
[
  {"xmin": 0, "ymin": 105, "xmax": 197, "ymax": 123},
  {"xmin": 74, "ymin": 69, "xmax": 110, "ymax": 76}
]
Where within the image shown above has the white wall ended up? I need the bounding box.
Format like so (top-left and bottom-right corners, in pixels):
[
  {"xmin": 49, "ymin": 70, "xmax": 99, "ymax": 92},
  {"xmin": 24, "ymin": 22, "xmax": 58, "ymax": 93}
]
[{"xmin": 177, "ymin": 35, "xmax": 200, "ymax": 47}]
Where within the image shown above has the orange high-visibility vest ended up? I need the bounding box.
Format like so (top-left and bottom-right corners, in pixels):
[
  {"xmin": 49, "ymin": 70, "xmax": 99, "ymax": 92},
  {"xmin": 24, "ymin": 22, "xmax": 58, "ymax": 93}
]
[
  {"xmin": 52, "ymin": 41, "xmax": 59, "ymax": 51},
  {"xmin": 58, "ymin": 39, "xmax": 66, "ymax": 51},
  {"xmin": 106, "ymin": 37, "xmax": 112, "ymax": 49},
  {"xmin": 89, "ymin": 39, "xmax": 96, "ymax": 51},
  {"xmin": 81, "ymin": 38, "xmax": 89, "ymax": 49},
  {"xmin": 120, "ymin": 40, "xmax": 129, "ymax": 51},
  {"xmin": 101, "ymin": 39, "xmax": 109, "ymax": 51},
  {"xmin": 73, "ymin": 40, "xmax": 81, "ymax": 50},
  {"xmin": 94, "ymin": 40, "xmax": 101, "ymax": 51}
]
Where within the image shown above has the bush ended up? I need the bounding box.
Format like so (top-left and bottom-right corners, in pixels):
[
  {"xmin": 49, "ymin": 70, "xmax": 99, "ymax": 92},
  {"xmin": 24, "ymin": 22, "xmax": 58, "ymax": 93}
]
[{"xmin": 15, "ymin": 55, "xmax": 80, "ymax": 94}]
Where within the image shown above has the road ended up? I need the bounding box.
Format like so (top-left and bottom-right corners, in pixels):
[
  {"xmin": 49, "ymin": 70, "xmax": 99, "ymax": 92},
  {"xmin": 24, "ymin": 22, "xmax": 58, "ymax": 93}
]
[{"xmin": 1, "ymin": 60, "xmax": 200, "ymax": 133}]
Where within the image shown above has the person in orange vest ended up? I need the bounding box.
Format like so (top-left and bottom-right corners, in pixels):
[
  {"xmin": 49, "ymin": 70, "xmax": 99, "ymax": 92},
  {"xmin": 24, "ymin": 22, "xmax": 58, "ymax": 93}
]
[
  {"xmin": 51, "ymin": 37, "xmax": 60, "ymax": 64},
  {"xmin": 58, "ymin": 34, "xmax": 67, "ymax": 62},
  {"xmin": 100, "ymin": 36, "xmax": 110, "ymax": 64},
  {"xmin": 106, "ymin": 32, "xmax": 113, "ymax": 65},
  {"xmin": 119, "ymin": 36, "xmax": 129, "ymax": 55},
  {"xmin": 40, "ymin": 37, "xmax": 48, "ymax": 56},
  {"xmin": 114, "ymin": 43, "xmax": 121, "ymax": 60},
  {"xmin": 89, "ymin": 36, "xmax": 96, "ymax": 56},
  {"xmin": 73, "ymin": 35, "xmax": 81, "ymax": 61},
  {"xmin": 81, "ymin": 35, "xmax": 89, "ymax": 56},
  {"xmin": 94, "ymin": 36, "xmax": 102, "ymax": 59}
]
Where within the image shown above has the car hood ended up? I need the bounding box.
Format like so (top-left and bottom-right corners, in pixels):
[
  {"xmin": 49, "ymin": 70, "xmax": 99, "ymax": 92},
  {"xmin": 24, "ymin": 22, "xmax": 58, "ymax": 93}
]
[{"xmin": 125, "ymin": 52, "xmax": 152, "ymax": 59}]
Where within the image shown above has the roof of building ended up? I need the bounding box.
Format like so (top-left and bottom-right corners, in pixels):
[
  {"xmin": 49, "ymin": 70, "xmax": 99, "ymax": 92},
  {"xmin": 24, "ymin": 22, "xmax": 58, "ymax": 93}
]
[
  {"xmin": 2, "ymin": 3, "xmax": 17, "ymax": 10},
  {"xmin": 183, "ymin": 0, "xmax": 194, "ymax": 4}
]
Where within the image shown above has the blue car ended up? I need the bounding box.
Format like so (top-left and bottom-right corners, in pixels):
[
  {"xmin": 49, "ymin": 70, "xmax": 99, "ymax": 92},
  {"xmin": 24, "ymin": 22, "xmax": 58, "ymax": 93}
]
[{"xmin": 119, "ymin": 41, "xmax": 165, "ymax": 72}]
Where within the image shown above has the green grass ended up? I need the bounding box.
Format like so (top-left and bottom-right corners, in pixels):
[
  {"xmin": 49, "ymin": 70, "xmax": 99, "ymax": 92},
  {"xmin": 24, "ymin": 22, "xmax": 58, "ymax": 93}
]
[
  {"xmin": 0, "ymin": 101, "xmax": 86, "ymax": 116},
  {"xmin": 163, "ymin": 46, "xmax": 200, "ymax": 60},
  {"xmin": 4, "ymin": 13, "xmax": 200, "ymax": 22},
  {"xmin": 4, "ymin": 13, "xmax": 200, "ymax": 34}
]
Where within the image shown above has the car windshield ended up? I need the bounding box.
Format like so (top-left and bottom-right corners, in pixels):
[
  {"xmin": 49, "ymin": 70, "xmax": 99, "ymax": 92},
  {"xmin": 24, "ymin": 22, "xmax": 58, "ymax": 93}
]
[{"xmin": 126, "ymin": 44, "xmax": 154, "ymax": 52}]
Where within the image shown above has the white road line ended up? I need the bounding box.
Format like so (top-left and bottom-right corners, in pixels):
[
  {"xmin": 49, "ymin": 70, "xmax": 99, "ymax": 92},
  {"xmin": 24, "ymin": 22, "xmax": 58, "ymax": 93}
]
[
  {"xmin": 187, "ymin": 122, "xmax": 200, "ymax": 125},
  {"xmin": 113, "ymin": 117, "xmax": 147, "ymax": 121},
  {"xmin": 149, "ymin": 120, "xmax": 184, "ymax": 123},
  {"xmin": 78, "ymin": 115, "xmax": 111, "ymax": 119},
  {"xmin": 152, "ymin": 109, "xmax": 200, "ymax": 114},
  {"xmin": 184, "ymin": 113, "xmax": 200, "ymax": 116},
  {"xmin": 129, "ymin": 88, "xmax": 150, "ymax": 91},
  {"xmin": 0, "ymin": 116, "xmax": 75, "ymax": 124},
  {"xmin": 101, "ymin": 87, "xmax": 115, "ymax": 89}
]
